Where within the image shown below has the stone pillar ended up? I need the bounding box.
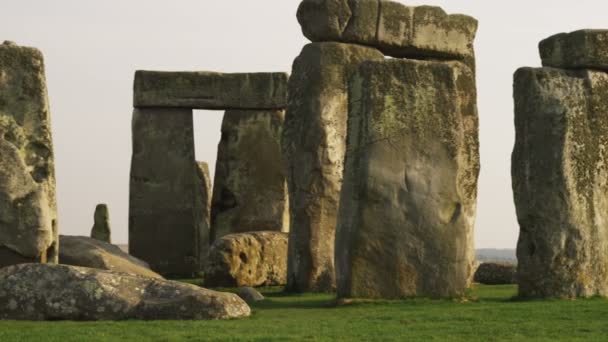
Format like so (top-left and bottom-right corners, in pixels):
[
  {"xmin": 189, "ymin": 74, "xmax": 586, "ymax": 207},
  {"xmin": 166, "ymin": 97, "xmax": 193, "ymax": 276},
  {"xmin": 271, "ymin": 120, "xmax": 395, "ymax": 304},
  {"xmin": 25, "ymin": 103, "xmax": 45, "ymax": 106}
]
[
  {"xmin": 195, "ymin": 161, "xmax": 212, "ymax": 266},
  {"xmin": 0, "ymin": 41, "xmax": 58, "ymax": 267},
  {"xmin": 513, "ymin": 30, "xmax": 608, "ymax": 298},
  {"xmin": 91, "ymin": 204, "xmax": 111, "ymax": 243},
  {"xmin": 129, "ymin": 107, "xmax": 199, "ymax": 277},
  {"xmin": 211, "ymin": 110, "xmax": 288, "ymax": 241},
  {"xmin": 283, "ymin": 42, "xmax": 383, "ymax": 292},
  {"xmin": 336, "ymin": 59, "xmax": 479, "ymax": 299}
]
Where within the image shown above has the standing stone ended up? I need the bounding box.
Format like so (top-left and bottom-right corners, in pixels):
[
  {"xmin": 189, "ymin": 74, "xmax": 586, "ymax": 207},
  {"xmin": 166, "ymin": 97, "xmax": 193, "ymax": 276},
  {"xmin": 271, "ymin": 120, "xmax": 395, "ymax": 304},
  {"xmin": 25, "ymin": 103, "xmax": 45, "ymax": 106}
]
[
  {"xmin": 195, "ymin": 161, "xmax": 212, "ymax": 267},
  {"xmin": 283, "ymin": 42, "xmax": 383, "ymax": 292},
  {"xmin": 129, "ymin": 107, "xmax": 200, "ymax": 277},
  {"xmin": 90, "ymin": 204, "xmax": 111, "ymax": 243},
  {"xmin": 0, "ymin": 41, "xmax": 58, "ymax": 267},
  {"xmin": 211, "ymin": 110, "xmax": 288, "ymax": 241},
  {"xmin": 513, "ymin": 66, "xmax": 608, "ymax": 298},
  {"xmin": 336, "ymin": 59, "xmax": 479, "ymax": 299}
]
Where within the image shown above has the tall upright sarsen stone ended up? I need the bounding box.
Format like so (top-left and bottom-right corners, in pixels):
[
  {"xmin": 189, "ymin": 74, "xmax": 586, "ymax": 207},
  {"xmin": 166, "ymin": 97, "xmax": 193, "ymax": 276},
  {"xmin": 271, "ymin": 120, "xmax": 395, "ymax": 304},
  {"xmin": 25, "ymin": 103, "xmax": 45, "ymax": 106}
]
[
  {"xmin": 336, "ymin": 59, "xmax": 479, "ymax": 298},
  {"xmin": 0, "ymin": 41, "xmax": 58, "ymax": 267},
  {"xmin": 283, "ymin": 42, "xmax": 383, "ymax": 292}
]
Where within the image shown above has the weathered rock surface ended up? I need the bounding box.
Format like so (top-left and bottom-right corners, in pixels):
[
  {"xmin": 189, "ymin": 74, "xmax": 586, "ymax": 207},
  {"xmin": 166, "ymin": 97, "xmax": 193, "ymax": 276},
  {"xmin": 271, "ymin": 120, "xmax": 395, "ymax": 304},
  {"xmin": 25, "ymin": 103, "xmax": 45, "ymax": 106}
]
[
  {"xmin": 129, "ymin": 107, "xmax": 201, "ymax": 277},
  {"xmin": 134, "ymin": 71, "xmax": 288, "ymax": 109},
  {"xmin": 473, "ymin": 262, "xmax": 516, "ymax": 285},
  {"xmin": 90, "ymin": 204, "xmax": 111, "ymax": 243},
  {"xmin": 195, "ymin": 161, "xmax": 212, "ymax": 267},
  {"xmin": 540, "ymin": 29, "xmax": 608, "ymax": 70},
  {"xmin": 237, "ymin": 287, "xmax": 265, "ymax": 302},
  {"xmin": 336, "ymin": 59, "xmax": 479, "ymax": 299},
  {"xmin": 211, "ymin": 110, "xmax": 289, "ymax": 241},
  {"xmin": 283, "ymin": 42, "xmax": 383, "ymax": 292},
  {"xmin": 0, "ymin": 263, "xmax": 250, "ymax": 320},
  {"xmin": 297, "ymin": 0, "xmax": 477, "ymax": 60},
  {"xmin": 0, "ymin": 41, "xmax": 58, "ymax": 266},
  {"xmin": 59, "ymin": 235, "xmax": 163, "ymax": 279},
  {"xmin": 204, "ymin": 232, "xmax": 288, "ymax": 287},
  {"xmin": 513, "ymin": 67, "xmax": 608, "ymax": 298}
]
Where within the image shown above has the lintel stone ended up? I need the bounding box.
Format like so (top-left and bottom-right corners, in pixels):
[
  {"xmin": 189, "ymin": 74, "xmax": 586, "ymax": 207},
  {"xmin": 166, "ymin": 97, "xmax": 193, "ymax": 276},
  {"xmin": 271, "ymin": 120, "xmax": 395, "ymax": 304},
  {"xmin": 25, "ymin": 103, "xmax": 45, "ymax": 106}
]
[{"xmin": 540, "ymin": 29, "xmax": 608, "ymax": 71}]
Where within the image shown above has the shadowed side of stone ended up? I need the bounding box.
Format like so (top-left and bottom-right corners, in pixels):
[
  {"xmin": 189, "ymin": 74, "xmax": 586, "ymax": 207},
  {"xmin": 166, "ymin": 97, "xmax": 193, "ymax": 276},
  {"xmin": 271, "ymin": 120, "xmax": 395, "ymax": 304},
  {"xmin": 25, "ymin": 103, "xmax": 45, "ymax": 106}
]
[{"xmin": 90, "ymin": 204, "xmax": 111, "ymax": 243}]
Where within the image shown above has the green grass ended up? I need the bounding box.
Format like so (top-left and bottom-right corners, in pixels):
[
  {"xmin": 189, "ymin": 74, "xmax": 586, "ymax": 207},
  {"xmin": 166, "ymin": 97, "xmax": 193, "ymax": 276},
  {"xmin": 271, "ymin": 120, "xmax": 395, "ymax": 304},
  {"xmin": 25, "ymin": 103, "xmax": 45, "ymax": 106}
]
[{"xmin": 1, "ymin": 284, "xmax": 607, "ymax": 341}]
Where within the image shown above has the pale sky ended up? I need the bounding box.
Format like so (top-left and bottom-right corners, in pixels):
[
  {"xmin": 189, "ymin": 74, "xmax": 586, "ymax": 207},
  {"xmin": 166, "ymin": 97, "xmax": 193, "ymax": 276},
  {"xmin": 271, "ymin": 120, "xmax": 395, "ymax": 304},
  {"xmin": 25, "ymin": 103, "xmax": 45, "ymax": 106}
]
[{"xmin": 1, "ymin": 0, "xmax": 606, "ymax": 248}]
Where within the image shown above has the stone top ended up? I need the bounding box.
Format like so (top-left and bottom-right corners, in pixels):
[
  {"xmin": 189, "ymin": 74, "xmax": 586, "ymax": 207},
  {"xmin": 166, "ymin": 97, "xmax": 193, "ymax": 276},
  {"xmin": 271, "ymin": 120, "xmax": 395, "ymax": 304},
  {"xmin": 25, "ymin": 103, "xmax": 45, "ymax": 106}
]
[
  {"xmin": 133, "ymin": 71, "xmax": 288, "ymax": 110},
  {"xmin": 297, "ymin": 0, "xmax": 477, "ymax": 59},
  {"xmin": 540, "ymin": 29, "xmax": 608, "ymax": 71}
]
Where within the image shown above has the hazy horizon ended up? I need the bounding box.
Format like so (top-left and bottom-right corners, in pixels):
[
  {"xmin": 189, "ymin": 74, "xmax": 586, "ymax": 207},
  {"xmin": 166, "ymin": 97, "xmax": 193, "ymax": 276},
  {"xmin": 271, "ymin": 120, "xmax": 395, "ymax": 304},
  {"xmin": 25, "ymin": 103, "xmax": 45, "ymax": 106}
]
[{"xmin": 2, "ymin": 0, "xmax": 607, "ymax": 248}]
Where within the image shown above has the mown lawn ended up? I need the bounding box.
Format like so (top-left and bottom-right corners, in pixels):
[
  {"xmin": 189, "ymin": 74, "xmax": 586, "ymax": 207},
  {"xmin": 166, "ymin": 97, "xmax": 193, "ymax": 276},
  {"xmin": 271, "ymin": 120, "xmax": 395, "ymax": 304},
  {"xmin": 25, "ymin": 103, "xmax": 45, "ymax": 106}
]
[{"xmin": 0, "ymin": 284, "xmax": 607, "ymax": 341}]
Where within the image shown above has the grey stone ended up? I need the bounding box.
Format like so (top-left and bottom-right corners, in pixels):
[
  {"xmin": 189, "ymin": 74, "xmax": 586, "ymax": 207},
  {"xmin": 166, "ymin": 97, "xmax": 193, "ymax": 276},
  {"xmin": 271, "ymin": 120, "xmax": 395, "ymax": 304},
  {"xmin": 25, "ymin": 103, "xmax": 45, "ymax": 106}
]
[
  {"xmin": 513, "ymin": 67, "xmax": 608, "ymax": 298},
  {"xmin": 59, "ymin": 235, "xmax": 163, "ymax": 279},
  {"xmin": 0, "ymin": 263, "xmax": 250, "ymax": 320},
  {"xmin": 336, "ymin": 59, "xmax": 479, "ymax": 299},
  {"xmin": 90, "ymin": 204, "xmax": 111, "ymax": 243},
  {"xmin": 195, "ymin": 161, "xmax": 212, "ymax": 268},
  {"xmin": 473, "ymin": 262, "xmax": 516, "ymax": 285},
  {"xmin": 211, "ymin": 110, "xmax": 289, "ymax": 241},
  {"xmin": 129, "ymin": 107, "xmax": 200, "ymax": 277},
  {"xmin": 540, "ymin": 29, "xmax": 608, "ymax": 70},
  {"xmin": 133, "ymin": 71, "xmax": 288, "ymax": 109},
  {"xmin": 204, "ymin": 231, "xmax": 288, "ymax": 288},
  {"xmin": 297, "ymin": 0, "xmax": 477, "ymax": 60},
  {"xmin": 237, "ymin": 287, "xmax": 265, "ymax": 303},
  {"xmin": 283, "ymin": 42, "xmax": 383, "ymax": 292},
  {"xmin": 0, "ymin": 42, "xmax": 58, "ymax": 266}
]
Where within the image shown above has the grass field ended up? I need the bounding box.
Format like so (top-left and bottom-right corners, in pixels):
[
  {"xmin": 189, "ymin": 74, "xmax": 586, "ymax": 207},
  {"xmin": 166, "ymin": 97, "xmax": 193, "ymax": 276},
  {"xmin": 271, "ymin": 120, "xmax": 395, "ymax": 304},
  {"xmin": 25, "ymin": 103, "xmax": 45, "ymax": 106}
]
[{"xmin": 0, "ymin": 284, "xmax": 607, "ymax": 341}]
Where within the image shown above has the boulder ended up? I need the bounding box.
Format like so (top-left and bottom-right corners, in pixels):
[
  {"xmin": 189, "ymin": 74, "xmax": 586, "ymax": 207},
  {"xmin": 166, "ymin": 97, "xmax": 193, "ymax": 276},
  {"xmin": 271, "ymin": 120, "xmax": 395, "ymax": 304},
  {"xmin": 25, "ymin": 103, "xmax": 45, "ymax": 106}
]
[
  {"xmin": 204, "ymin": 231, "xmax": 288, "ymax": 287},
  {"xmin": 59, "ymin": 235, "xmax": 163, "ymax": 279},
  {"xmin": 513, "ymin": 67, "xmax": 608, "ymax": 298},
  {"xmin": 297, "ymin": 0, "xmax": 477, "ymax": 60},
  {"xmin": 0, "ymin": 263, "xmax": 250, "ymax": 320},
  {"xmin": 133, "ymin": 71, "xmax": 288, "ymax": 109},
  {"xmin": 473, "ymin": 262, "xmax": 516, "ymax": 285},
  {"xmin": 0, "ymin": 41, "xmax": 58, "ymax": 265},
  {"xmin": 336, "ymin": 59, "xmax": 479, "ymax": 299},
  {"xmin": 237, "ymin": 287, "xmax": 265, "ymax": 302},
  {"xmin": 211, "ymin": 110, "xmax": 289, "ymax": 241},
  {"xmin": 195, "ymin": 161, "xmax": 212, "ymax": 266},
  {"xmin": 283, "ymin": 42, "xmax": 383, "ymax": 292},
  {"xmin": 540, "ymin": 29, "xmax": 608, "ymax": 71},
  {"xmin": 90, "ymin": 204, "xmax": 111, "ymax": 243}
]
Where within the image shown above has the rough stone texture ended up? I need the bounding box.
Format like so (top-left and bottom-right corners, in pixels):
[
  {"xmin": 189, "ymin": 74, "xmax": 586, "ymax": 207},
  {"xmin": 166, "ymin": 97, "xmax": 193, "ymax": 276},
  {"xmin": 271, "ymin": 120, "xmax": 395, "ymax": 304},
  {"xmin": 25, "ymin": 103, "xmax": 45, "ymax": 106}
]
[
  {"xmin": 211, "ymin": 110, "xmax": 289, "ymax": 241},
  {"xmin": 336, "ymin": 59, "xmax": 479, "ymax": 299},
  {"xmin": 297, "ymin": 0, "xmax": 477, "ymax": 60},
  {"xmin": 195, "ymin": 161, "xmax": 212, "ymax": 268},
  {"xmin": 90, "ymin": 204, "xmax": 111, "ymax": 243},
  {"xmin": 134, "ymin": 71, "xmax": 288, "ymax": 109},
  {"xmin": 0, "ymin": 41, "xmax": 58, "ymax": 266},
  {"xmin": 237, "ymin": 287, "xmax": 265, "ymax": 302},
  {"xmin": 513, "ymin": 67, "xmax": 608, "ymax": 298},
  {"xmin": 204, "ymin": 232, "xmax": 288, "ymax": 287},
  {"xmin": 59, "ymin": 235, "xmax": 163, "ymax": 279},
  {"xmin": 129, "ymin": 107, "xmax": 200, "ymax": 277},
  {"xmin": 473, "ymin": 262, "xmax": 516, "ymax": 285},
  {"xmin": 283, "ymin": 42, "xmax": 383, "ymax": 292},
  {"xmin": 540, "ymin": 30, "xmax": 608, "ymax": 71},
  {"xmin": 0, "ymin": 263, "xmax": 250, "ymax": 320}
]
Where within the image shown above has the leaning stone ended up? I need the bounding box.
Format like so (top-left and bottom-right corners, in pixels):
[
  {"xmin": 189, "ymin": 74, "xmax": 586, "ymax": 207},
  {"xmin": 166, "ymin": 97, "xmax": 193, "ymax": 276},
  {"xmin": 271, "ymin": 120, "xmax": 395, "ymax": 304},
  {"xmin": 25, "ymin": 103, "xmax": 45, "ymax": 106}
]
[
  {"xmin": 0, "ymin": 263, "xmax": 250, "ymax": 320},
  {"xmin": 283, "ymin": 42, "xmax": 383, "ymax": 292},
  {"xmin": 195, "ymin": 161, "xmax": 212, "ymax": 267},
  {"xmin": 211, "ymin": 110, "xmax": 289, "ymax": 241},
  {"xmin": 237, "ymin": 287, "xmax": 265, "ymax": 303},
  {"xmin": 336, "ymin": 59, "xmax": 479, "ymax": 299},
  {"xmin": 129, "ymin": 107, "xmax": 200, "ymax": 277},
  {"xmin": 540, "ymin": 29, "xmax": 608, "ymax": 70},
  {"xmin": 59, "ymin": 235, "xmax": 163, "ymax": 279},
  {"xmin": 133, "ymin": 71, "xmax": 288, "ymax": 109},
  {"xmin": 513, "ymin": 67, "xmax": 608, "ymax": 298},
  {"xmin": 90, "ymin": 204, "xmax": 111, "ymax": 243},
  {"xmin": 0, "ymin": 42, "xmax": 58, "ymax": 265},
  {"xmin": 204, "ymin": 232, "xmax": 288, "ymax": 288},
  {"xmin": 473, "ymin": 262, "xmax": 516, "ymax": 285},
  {"xmin": 297, "ymin": 0, "xmax": 477, "ymax": 60}
]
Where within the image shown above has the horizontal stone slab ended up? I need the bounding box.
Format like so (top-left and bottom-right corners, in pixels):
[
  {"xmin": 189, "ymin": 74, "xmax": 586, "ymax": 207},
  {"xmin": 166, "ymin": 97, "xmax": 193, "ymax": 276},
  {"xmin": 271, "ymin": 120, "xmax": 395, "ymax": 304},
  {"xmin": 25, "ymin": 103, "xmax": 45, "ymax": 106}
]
[
  {"xmin": 297, "ymin": 0, "xmax": 477, "ymax": 59},
  {"xmin": 134, "ymin": 71, "xmax": 288, "ymax": 109},
  {"xmin": 540, "ymin": 29, "xmax": 608, "ymax": 70}
]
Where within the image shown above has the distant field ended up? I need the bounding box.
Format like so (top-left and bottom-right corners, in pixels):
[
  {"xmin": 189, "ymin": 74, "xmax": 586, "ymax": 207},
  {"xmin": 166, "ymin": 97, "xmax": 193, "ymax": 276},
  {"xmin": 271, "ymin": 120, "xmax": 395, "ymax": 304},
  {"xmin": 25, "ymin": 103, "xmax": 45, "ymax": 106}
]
[{"xmin": 1, "ymin": 284, "xmax": 606, "ymax": 341}]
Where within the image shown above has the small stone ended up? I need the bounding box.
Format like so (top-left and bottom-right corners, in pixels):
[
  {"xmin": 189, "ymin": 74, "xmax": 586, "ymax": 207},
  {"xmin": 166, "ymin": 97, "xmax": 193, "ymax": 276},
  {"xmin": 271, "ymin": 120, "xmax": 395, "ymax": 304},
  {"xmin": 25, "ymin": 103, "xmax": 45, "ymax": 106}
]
[
  {"xmin": 473, "ymin": 263, "xmax": 516, "ymax": 285},
  {"xmin": 90, "ymin": 204, "xmax": 111, "ymax": 243},
  {"xmin": 237, "ymin": 287, "xmax": 264, "ymax": 303}
]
